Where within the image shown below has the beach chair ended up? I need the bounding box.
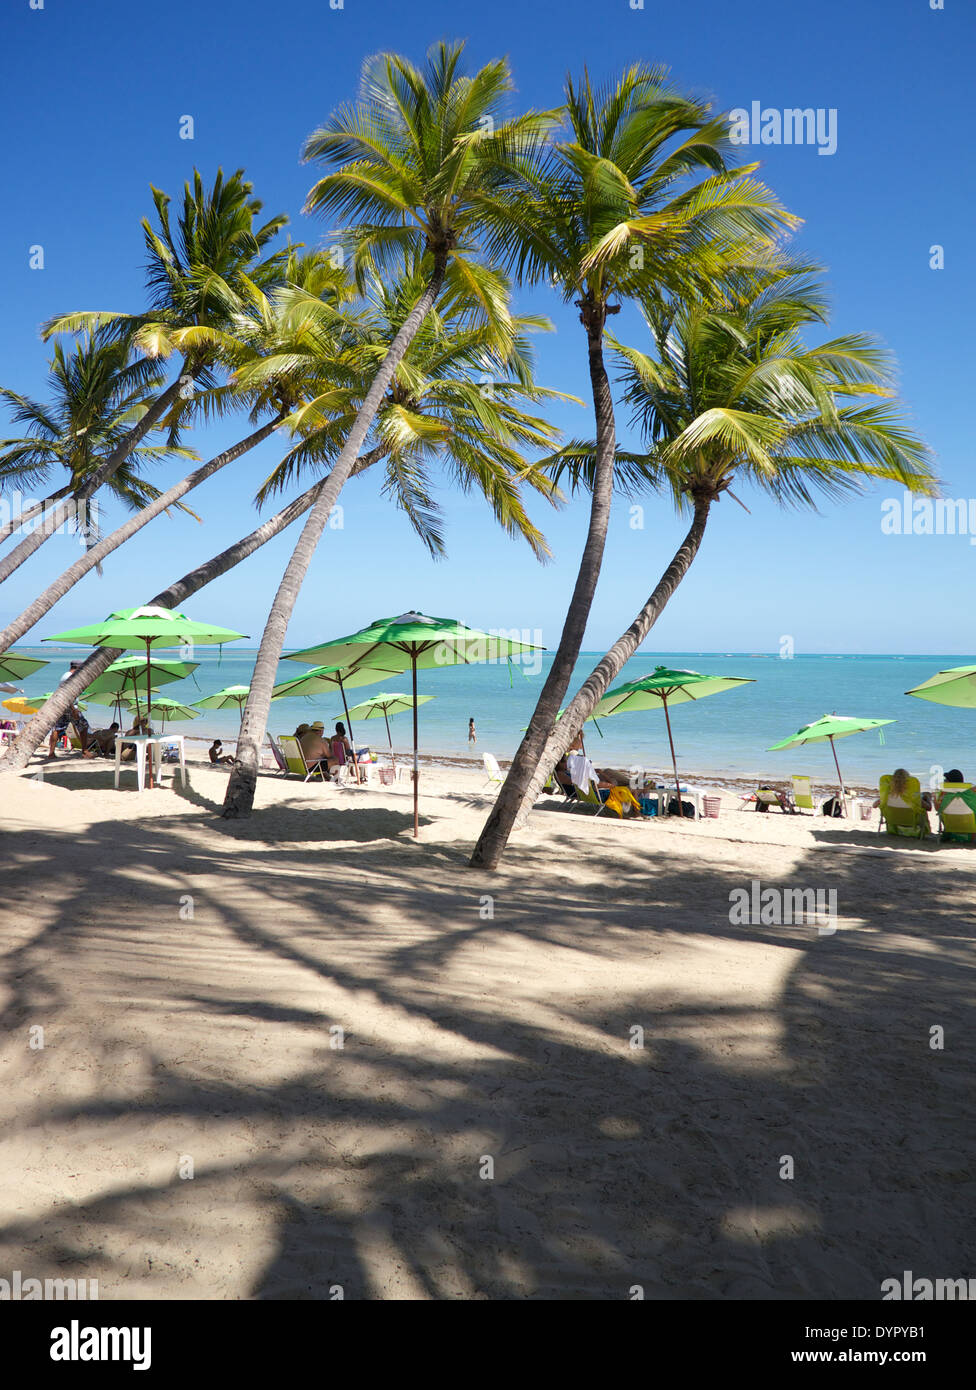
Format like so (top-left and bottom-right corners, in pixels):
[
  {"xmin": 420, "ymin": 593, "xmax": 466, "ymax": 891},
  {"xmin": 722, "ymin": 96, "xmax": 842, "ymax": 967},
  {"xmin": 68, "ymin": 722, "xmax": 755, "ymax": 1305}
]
[
  {"xmin": 277, "ymin": 734, "xmax": 328, "ymax": 783},
  {"xmin": 568, "ymin": 754, "xmax": 606, "ymax": 816},
  {"xmin": 937, "ymin": 783, "xmax": 976, "ymax": 844},
  {"xmin": 791, "ymin": 775, "xmax": 822, "ymax": 814},
  {"xmin": 572, "ymin": 780, "xmax": 607, "ymax": 816},
  {"xmin": 741, "ymin": 787, "xmax": 791, "ymax": 812},
  {"xmin": 268, "ymin": 734, "xmax": 289, "ymax": 774},
  {"xmin": 483, "ymin": 753, "xmax": 505, "ymax": 789},
  {"xmin": 878, "ymin": 774, "xmax": 927, "ymax": 839}
]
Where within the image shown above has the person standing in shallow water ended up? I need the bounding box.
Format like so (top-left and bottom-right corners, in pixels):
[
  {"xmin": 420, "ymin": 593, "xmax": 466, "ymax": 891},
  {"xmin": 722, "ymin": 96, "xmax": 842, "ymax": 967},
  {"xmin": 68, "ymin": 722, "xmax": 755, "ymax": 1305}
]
[{"xmin": 468, "ymin": 718, "xmax": 477, "ymax": 746}]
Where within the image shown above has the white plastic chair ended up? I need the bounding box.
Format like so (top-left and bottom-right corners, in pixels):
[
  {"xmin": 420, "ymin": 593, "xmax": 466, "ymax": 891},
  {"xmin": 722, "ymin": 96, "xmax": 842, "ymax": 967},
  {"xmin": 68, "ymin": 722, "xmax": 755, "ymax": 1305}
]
[{"xmin": 483, "ymin": 753, "xmax": 505, "ymax": 789}]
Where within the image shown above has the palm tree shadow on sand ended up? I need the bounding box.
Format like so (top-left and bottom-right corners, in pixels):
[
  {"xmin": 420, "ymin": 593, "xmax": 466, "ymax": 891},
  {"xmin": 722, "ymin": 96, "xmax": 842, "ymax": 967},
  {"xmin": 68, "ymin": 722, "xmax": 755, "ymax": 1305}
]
[{"xmin": 0, "ymin": 812, "xmax": 973, "ymax": 1299}]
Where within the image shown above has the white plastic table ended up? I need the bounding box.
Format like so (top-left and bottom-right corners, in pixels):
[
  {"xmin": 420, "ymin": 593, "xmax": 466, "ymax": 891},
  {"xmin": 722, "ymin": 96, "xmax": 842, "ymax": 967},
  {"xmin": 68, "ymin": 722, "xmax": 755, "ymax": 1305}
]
[
  {"xmin": 640, "ymin": 784, "xmax": 704, "ymax": 818},
  {"xmin": 114, "ymin": 734, "xmax": 186, "ymax": 791}
]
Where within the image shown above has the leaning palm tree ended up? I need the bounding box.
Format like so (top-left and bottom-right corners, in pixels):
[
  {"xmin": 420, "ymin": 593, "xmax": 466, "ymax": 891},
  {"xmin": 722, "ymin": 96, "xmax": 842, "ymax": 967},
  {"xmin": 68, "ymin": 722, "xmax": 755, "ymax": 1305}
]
[
  {"xmin": 501, "ymin": 265, "xmax": 938, "ymax": 826},
  {"xmin": 221, "ymin": 40, "xmax": 555, "ymax": 817},
  {"xmin": 0, "ymin": 285, "xmax": 563, "ymax": 772},
  {"xmin": 1, "ymin": 469, "xmax": 375, "ymax": 774},
  {"xmin": 254, "ymin": 259, "xmax": 571, "ymax": 559},
  {"xmin": 1, "ymin": 169, "xmax": 289, "ymax": 570},
  {"xmin": 0, "ymin": 250, "xmax": 357, "ymax": 654},
  {"xmin": 468, "ymin": 64, "xmax": 797, "ymax": 867},
  {"xmin": 0, "ymin": 333, "xmax": 198, "ymax": 584}
]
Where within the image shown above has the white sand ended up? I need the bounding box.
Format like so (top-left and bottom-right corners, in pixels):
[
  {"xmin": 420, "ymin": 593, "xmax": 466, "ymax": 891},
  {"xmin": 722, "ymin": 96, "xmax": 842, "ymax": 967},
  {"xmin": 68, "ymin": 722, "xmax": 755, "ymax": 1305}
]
[{"xmin": 0, "ymin": 754, "xmax": 973, "ymax": 1299}]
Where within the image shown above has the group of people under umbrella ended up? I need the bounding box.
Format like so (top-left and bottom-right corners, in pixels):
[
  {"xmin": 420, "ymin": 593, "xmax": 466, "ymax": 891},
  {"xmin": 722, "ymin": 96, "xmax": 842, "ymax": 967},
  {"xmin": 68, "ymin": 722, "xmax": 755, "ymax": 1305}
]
[{"xmin": 5, "ymin": 612, "xmax": 976, "ymax": 836}]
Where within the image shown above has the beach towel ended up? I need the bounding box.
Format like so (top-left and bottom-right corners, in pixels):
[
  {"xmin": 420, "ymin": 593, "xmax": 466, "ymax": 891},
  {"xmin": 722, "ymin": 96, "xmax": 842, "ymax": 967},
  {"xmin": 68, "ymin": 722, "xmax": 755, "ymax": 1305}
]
[
  {"xmin": 567, "ymin": 751, "xmax": 597, "ymax": 794},
  {"xmin": 604, "ymin": 785, "xmax": 642, "ymax": 818}
]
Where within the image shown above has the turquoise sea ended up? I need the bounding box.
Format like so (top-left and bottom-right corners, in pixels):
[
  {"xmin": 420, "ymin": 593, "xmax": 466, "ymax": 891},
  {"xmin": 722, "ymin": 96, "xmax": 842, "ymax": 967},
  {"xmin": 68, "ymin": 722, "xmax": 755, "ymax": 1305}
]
[{"xmin": 12, "ymin": 647, "xmax": 976, "ymax": 790}]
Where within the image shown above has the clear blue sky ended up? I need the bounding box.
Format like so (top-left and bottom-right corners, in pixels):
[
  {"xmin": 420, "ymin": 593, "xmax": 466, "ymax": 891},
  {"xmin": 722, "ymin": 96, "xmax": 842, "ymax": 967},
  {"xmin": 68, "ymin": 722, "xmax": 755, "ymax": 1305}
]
[{"xmin": 1, "ymin": 0, "xmax": 972, "ymax": 655}]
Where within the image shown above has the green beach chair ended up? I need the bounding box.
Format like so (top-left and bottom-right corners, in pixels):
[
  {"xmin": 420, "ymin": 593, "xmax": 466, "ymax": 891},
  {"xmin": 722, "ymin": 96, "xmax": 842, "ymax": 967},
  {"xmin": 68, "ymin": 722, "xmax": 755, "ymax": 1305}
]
[
  {"xmin": 878, "ymin": 774, "xmax": 927, "ymax": 839},
  {"xmin": 277, "ymin": 734, "xmax": 327, "ymax": 783},
  {"xmin": 937, "ymin": 783, "xmax": 976, "ymax": 844},
  {"xmin": 572, "ymin": 779, "xmax": 607, "ymax": 816},
  {"xmin": 483, "ymin": 753, "xmax": 505, "ymax": 789},
  {"xmin": 791, "ymin": 775, "xmax": 821, "ymax": 813}
]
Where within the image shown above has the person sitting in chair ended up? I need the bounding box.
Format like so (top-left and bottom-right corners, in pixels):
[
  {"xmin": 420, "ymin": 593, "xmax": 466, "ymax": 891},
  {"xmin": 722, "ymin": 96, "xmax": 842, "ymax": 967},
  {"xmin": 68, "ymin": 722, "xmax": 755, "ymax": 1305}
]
[
  {"xmin": 299, "ymin": 721, "xmax": 341, "ymax": 777},
  {"xmin": 936, "ymin": 769, "xmax": 976, "ymax": 833},
  {"xmin": 89, "ymin": 722, "xmax": 121, "ymax": 758},
  {"xmin": 878, "ymin": 767, "xmax": 932, "ymax": 831}
]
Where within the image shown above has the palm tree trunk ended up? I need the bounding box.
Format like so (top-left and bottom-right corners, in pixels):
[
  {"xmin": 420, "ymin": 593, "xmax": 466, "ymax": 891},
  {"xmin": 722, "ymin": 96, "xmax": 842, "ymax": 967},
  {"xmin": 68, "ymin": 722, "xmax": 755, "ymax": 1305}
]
[
  {"xmin": 221, "ymin": 255, "xmax": 450, "ymax": 820},
  {"xmin": 506, "ymin": 496, "xmax": 712, "ymax": 830},
  {"xmin": 0, "ymin": 416, "xmax": 283, "ymax": 654},
  {"xmin": 0, "ymin": 450, "xmax": 388, "ymax": 773},
  {"xmin": 0, "ymin": 484, "xmax": 73, "ymax": 544},
  {"xmin": 469, "ymin": 303, "xmax": 618, "ymax": 868},
  {"xmin": 0, "ymin": 374, "xmax": 186, "ymax": 585}
]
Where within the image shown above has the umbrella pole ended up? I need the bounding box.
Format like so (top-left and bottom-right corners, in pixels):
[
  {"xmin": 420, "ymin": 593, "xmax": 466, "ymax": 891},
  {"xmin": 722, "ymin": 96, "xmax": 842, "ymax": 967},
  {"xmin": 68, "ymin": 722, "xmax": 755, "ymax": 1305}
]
[
  {"xmin": 412, "ymin": 657, "xmax": 419, "ymax": 838},
  {"xmin": 145, "ymin": 640, "xmax": 154, "ymax": 788},
  {"xmin": 663, "ymin": 695, "xmax": 683, "ymax": 817},
  {"xmin": 337, "ymin": 677, "xmax": 360, "ymax": 784},
  {"xmin": 829, "ymin": 734, "xmax": 847, "ymax": 808},
  {"xmin": 384, "ymin": 709, "xmax": 396, "ymax": 772}
]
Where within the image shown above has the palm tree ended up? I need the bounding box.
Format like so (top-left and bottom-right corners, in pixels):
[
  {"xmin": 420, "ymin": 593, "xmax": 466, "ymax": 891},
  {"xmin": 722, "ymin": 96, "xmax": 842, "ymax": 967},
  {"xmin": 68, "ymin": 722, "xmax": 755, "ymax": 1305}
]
[
  {"xmin": 0, "ymin": 333, "xmax": 198, "ymax": 584},
  {"xmin": 0, "ymin": 444, "xmax": 392, "ymax": 774},
  {"xmin": 221, "ymin": 41, "xmax": 554, "ymax": 817},
  {"xmin": 0, "ymin": 250, "xmax": 355, "ymax": 652},
  {"xmin": 508, "ymin": 265, "xmax": 938, "ymax": 819},
  {"xmin": 468, "ymin": 63, "xmax": 797, "ymax": 867},
  {"xmin": 254, "ymin": 260, "xmax": 570, "ymax": 560},
  {"xmin": 2, "ymin": 169, "xmax": 289, "ymax": 570}
]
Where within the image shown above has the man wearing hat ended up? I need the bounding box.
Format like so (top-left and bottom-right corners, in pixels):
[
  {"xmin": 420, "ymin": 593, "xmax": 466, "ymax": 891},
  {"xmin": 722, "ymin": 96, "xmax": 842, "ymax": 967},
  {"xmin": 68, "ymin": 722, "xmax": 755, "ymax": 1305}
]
[{"xmin": 298, "ymin": 720, "xmax": 335, "ymax": 775}]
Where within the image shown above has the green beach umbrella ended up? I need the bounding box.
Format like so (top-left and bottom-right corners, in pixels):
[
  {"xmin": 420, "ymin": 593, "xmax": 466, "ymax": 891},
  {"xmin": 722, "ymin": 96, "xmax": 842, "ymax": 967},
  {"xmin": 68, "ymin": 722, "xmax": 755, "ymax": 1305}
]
[
  {"xmin": 340, "ymin": 692, "xmax": 435, "ymax": 773},
  {"xmin": 193, "ymin": 684, "xmax": 258, "ymax": 714},
  {"xmin": 289, "ymin": 613, "xmax": 543, "ymax": 836},
  {"xmin": 272, "ymin": 663, "xmax": 398, "ymax": 779},
  {"xmin": 46, "ymin": 606, "xmax": 246, "ymax": 787},
  {"xmin": 905, "ymin": 664, "xmax": 976, "ymax": 708},
  {"xmin": 0, "ymin": 654, "xmax": 48, "ymax": 683},
  {"xmin": 83, "ymin": 655, "xmax": 199, "ymax": 722},
  {"xmin": 121, "ymin": 695, "xmax": 202, "ymax": 732},
  {"xmin": 594, "ymin": 666, "xmax": 754, "ymax": 814},
  {"xmin": 36, "ymin": 692, "xmax": 90, "ymax": 711},
  {"xmin": 767, "ymin": 713, "xmax": 895, "ymax": 801}
]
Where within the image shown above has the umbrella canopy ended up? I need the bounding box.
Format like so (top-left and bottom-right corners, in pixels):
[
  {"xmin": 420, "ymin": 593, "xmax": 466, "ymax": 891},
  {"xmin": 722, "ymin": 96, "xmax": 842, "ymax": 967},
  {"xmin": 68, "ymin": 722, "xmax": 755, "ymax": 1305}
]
[
  {"xmin": 3, "ymin": 696, "xmax": 44, "ymax": 715},
  {"xmin": 272, "ymin": 663, "xmax": 399, "ymax": 780},
  {"xmin": 46, "ymin": 606, "xmax": 246, "ymax": 786},
  {"xmin": 0, "ymin": 682, "xmax": 20, "ymax": 695},
  {"xmin": 289, "ymin": 613, "xmax": 543, "ymax": 836},
  {"xmin": 343, "ymin": 692, "xmax": 435, "ymax": 720},
  {"xmin": 767, "ymin": 713, "xmax": 895, "ymax": 801},
  {"xmin": 0, "ymin": 654, "xmax": 48, "ymax": 683},
  {"xmin": 340, "ymin": 692, "xmax": 435, "ymax": 772},
  {"xmin": 594, "ymin": 666, "xmax": 754, "ymax": 813},
  {"xmin": 122, "ymin": 695, "xmax": 202, "ymax": 730},
  {"xmin": 83, "ymin": 655, "xmax": 199, "ymax": 720},
  {"xmin": 193, "ymin": 683, "xmax": 272, "ymax": 713},
  {"xmin": 905, "ymin": 665, "xmax": 976, "ymax": 708},
  {"xmin": 5, "ymin": 692, "xmax": 89, "ymax": 714}
]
